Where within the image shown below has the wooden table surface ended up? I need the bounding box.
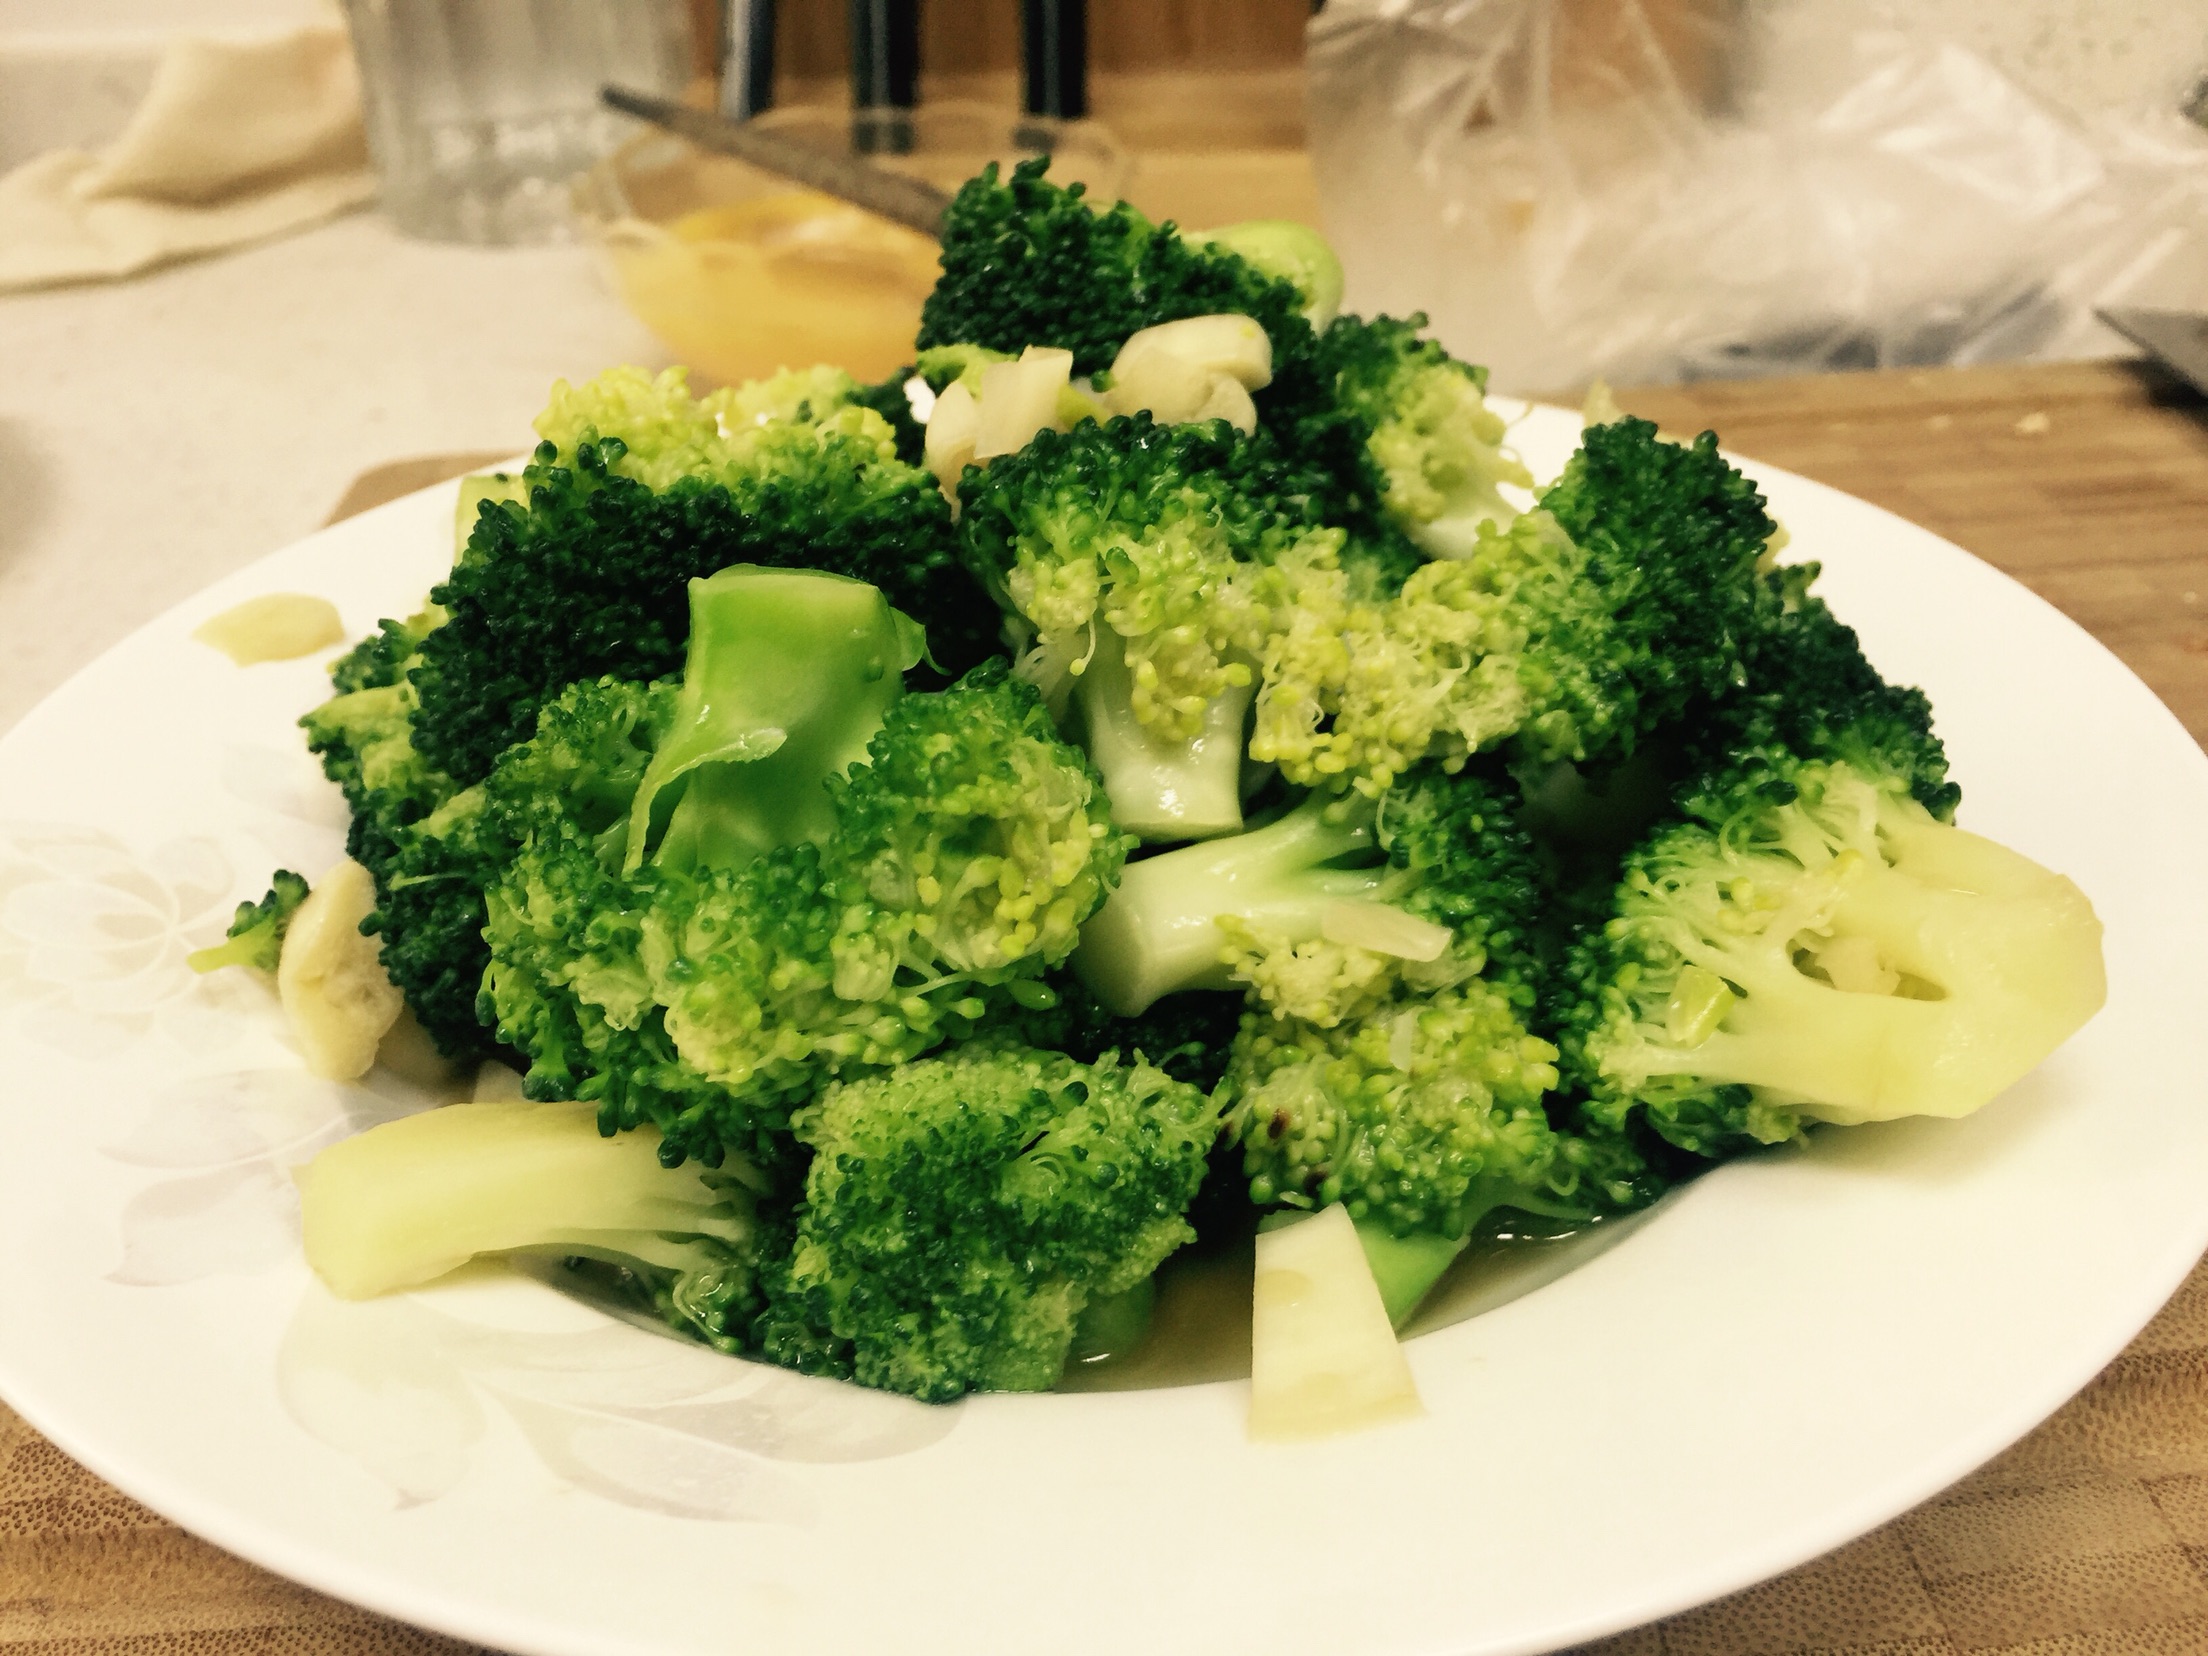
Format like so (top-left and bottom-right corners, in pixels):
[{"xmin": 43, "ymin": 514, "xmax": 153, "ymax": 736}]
[{"xmin": 5, "ymin": 358, "xmax": 2208, "ymax": 1656}]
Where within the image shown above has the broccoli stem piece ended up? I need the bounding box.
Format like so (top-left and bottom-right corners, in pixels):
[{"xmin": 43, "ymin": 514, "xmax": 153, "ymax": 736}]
[
  {"xmin": 187, "ymin": 870, "xmax": 310, "ymax": 975},
  {"xmin": 1351, "ymin": 1219, "xmax": 1470, "ymax": 1326},
  {"xmin": 1074, "ymin": 789, "xmax": 1385, "ymax": 1015},
  {"xmin": 1072, "ymin": 629, "xmax": 1253, "ymax": 840},
  {"xmin": 626, "ymin": 566, "xmax": 926, "ymax": 873},
  {"xmin": 297, "ymin": 1100, "xmax": 762, "ymax": 1341}
]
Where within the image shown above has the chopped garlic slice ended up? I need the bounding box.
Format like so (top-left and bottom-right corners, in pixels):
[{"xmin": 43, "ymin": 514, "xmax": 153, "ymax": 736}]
[
  {"xmin": 1104, "ymin": 314, "xmax": 1273, "ymax": 434},
  {"xmin": 192, "ymin": 594, "xmax": 344, "ymax": 665},
  {"xmin": 277, "ymin": 857, "xmax": 403, "ymax": 1080},
  {"xmin": 1319, "ymin": 899, "xmax": 1451, "ymax": 962}
]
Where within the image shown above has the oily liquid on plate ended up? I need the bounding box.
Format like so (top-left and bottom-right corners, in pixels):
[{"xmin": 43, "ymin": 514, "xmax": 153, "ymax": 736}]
[{"xmin": 1057, "ymin": 1207, "xmax": 1656, "ymax": 1391}]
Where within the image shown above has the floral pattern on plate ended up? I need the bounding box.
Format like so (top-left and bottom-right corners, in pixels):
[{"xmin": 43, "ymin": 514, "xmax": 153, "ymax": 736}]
[{"xmin": 277, "ymin": 1272, "xmax": 960, "ymax": 1519}]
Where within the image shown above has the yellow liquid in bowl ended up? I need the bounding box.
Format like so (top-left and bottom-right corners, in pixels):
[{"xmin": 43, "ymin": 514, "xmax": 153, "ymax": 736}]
[{"xmin": 606, "ymin": 191, "xmax": 942, "ymax": 386}]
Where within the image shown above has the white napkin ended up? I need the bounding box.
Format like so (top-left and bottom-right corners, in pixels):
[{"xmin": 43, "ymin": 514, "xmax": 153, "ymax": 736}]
[{"xmin": 0, "ymin": 22, "xmax": 375, "ymax": 292}]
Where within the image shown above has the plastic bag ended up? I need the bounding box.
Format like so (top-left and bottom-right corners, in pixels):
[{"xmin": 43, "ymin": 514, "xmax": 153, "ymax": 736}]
[{"xmin": 1307, "ymin": 0, "xmax": 2208, "ymax": 390}]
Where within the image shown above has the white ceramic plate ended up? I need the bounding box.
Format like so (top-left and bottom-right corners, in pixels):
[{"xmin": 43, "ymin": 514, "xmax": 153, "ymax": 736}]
[{"xmin": 1, "ymin": 403, "xmax": 2203, "ymax": 1656}]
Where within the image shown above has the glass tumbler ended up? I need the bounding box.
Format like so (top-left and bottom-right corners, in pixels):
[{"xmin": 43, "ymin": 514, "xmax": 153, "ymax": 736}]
[{"xmin": 342, "ymin": 0, "xmax": 693, "ymax": 245}]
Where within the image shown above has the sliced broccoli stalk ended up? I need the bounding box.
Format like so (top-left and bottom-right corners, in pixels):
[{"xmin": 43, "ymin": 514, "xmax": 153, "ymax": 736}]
[
  {"xmin": 1561, "ymin": 749, "xmax": 2107, "ymax": 1153},
  {"xmin": 1351, "ymin": 1221, "xmax": 1469, "ymax": 1326},
  {"xmin": 751, "ymin": 1042, "xmax": 1218, "ymax": 1400},
  {"xmin": 296, "ymin": 1099, "xmax": 763, "ymax": 1343},
  {"xmin": 625, "ymin": 566, "xmax": 926, "ymax": 873},
  {"xmin": 1073, "ymin": 628, "xmax": 1252, "ymax": 840},
  {"xmin": 187, "ymin": 870, "xmax": 310, "ymax": 975},
  {"xmin": 1186, "ymin": 220, "xmax": 1345, "ymax": 328}
]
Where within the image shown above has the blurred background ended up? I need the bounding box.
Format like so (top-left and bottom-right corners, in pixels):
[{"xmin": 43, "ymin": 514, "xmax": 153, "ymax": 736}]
[
  {"xmin": 9, "ymin": 0, "xmax": 2208, "ymax": 389},
  {"xmin": 5, "ymin": 0, "xmax": 2208, "ymax": 734}
]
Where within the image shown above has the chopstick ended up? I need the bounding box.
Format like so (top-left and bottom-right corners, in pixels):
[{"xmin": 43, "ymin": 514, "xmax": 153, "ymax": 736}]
[
  {"xmin": 1022, "ymin": 0, "xmax": 1088, "ymax": 121},
  {"xmin": 849, "ymin": 0, "xmax": 918, "ymax": 155},
  {"xmin": 600, "ymin": 86, "xmax": 952, "ymax": 237},
  {"xmin": 718, "ymin": 0, "xmax": 776, "ymax": 120}
]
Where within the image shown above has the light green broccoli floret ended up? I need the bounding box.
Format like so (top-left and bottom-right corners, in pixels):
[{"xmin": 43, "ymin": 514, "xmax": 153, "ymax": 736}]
[
  {"xmin": 1229, "ymin": 980, "xmax": 1568, "ymax": 1239},
  {"xmin": 482, "ymin": 568, "xmax": 1123, "ymax": 1170},
  {"xmin": 1254, "ymin": 417, "xmax": 1779, "ymax": 797},
  {"xmin": 1319, "ymin": 315, "xmax": 1531, "ymax": 559},
  {"xmin": 959, "ymin": 412, "xmax": 1340, "ymax": 840},
  {"xmin": 531, "ymin": 364, "xmax": 896, "ymax": 493}
]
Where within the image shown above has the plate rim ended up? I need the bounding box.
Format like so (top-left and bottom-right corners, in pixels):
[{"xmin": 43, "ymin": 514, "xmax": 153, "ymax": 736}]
[{"xmin": 0, "ymin": 402, "xmax": 2200, "ymax": 1656}]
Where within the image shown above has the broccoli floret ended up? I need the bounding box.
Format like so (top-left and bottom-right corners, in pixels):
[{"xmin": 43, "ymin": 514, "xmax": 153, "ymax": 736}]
[
  {"xmin": 1075, "ymin": 787, "xmax": 1382, "ymax": 1016},
  {"xmin": 409, "ymin": 366, "xmax": 987, "ymax": 787},
  {"xmin": 1076, "ymin": 763, "xmax": 1547, "ymax": 1025},
  {"xmin": 958, "ymin": 413, "xmax": 1340, "ymax": 839},
  {"xmin": 483, "ymin": 569, "xmax": 1124, "ymax": 1168},
  {"xmin": 297, "ymin": 667, "xmax": 486, "ymax": 1053},
  {"xmin": 1253, "ymin": 417, "xmax": 1777, "ymax": 797},
  {"xmin": 1227, "ymin": 979, "xmax": 1580, "ymax": 1239},
  {"xmin": 328, "ymin": 606, "xmax": 443, "ymax": 696},
  {"xmin": 917, "ymin": 158, "xmax": 1315, "ymax": 379},
  {"xmin": 847, "ymin": 365, "xmax": 928, "ymax": 465},
  {"xmin": 1295, "ymin": 314, "xmax": 1533, "ymax": 563},
  {"xmin": 632, "ymin": 658, "xmax": 1122, "ymax": 1165},
  {"xmin": 187, "ymin": 870, "xmax": 310, "ymax": 974},
  {"xmin": 751, "ymin": 1043, "xmax": 1219, "ymax": 1400},
  {"xmin": 994, "ymin": 971, "xmax": 1246, "ymax": 1092},
  {"xmin": 296, "ymin": 1099, "xmax": 764, "ymax": 1345},
  {"xmin": 1554, "ymin": 624, "xmax": 2105, "ymax": 1156}
]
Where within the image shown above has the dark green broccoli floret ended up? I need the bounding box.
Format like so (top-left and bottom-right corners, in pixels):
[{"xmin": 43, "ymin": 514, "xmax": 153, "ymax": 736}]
[
  {"xmin": 917, "ymin": 158, "xmax": 1314, "ymax": 378},
  {"xmin": 995, "ymin": 972, "xmax": 1245, "ymax": 1092},
  {"xmin": 751, "ymin": 1042, "xmax": 1219, "ymax": 1400},
  {"xmin": 1713, "ymin": 562, "xmax": 1962, "ymax": 819},
  {"xmin": 847, "ymin": 365, "xmax": 927, "ymax": 466},
  {"xmin": 187, "ymin": 870, "xmax": 310, "ymax": 974},
  {"xmin": 328, "ymin": 606, "xmax": 442, "ymax": 696},
  {"xmin": 1553, "ymin": 614, "xmax": 2102, "ymax": 1158},
  {"xmin": 410, "ymin": 377, "xmax": 985, "ymax": 787},
  {"xmin": 298, "ymin": 668, "xmax": 484, "ymax": 1055}
]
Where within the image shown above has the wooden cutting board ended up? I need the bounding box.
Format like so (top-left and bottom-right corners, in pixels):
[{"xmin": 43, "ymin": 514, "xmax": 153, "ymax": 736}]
[{"xmin": 5, "ymin": 358, "xmax": 2206, "ymax": 1656}]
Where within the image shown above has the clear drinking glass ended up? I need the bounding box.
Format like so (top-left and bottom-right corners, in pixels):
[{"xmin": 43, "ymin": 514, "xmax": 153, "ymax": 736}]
[{"xmin": 342, "ymin": 0, "xmax": 693, "ymax": 245}]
